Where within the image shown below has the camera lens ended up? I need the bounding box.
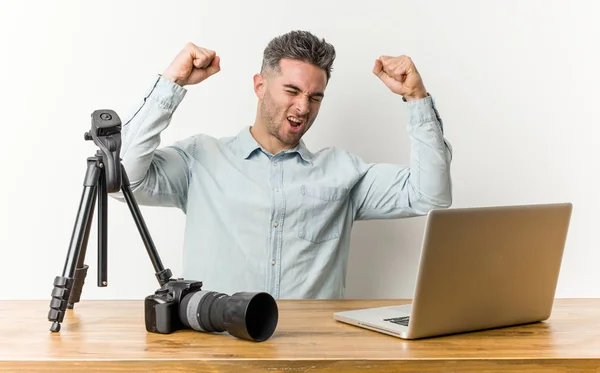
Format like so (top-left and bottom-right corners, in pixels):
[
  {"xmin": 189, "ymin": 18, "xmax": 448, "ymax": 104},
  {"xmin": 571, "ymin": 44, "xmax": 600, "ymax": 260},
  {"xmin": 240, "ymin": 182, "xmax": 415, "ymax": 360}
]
[{"xmin": 179, "ymin": 290, "xmax": 278, "ymax": 341}]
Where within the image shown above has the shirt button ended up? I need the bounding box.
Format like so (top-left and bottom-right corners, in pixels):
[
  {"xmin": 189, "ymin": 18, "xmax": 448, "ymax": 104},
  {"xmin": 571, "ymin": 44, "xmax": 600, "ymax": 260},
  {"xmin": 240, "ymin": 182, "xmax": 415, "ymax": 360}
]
[
  {"xmin": 274, "ymin": 188, "xmax": 279, "ymax": 192},
  {"xmin": 271, "ymin": 260, "xmax": 276, "ymax": 265},
  {"xmin": 273, "ymin": 222, "xmax": 279, "ymax": 228},
  {"xmin": 273, "ymin": 162, "xmax": 278, "ymax": 166}
]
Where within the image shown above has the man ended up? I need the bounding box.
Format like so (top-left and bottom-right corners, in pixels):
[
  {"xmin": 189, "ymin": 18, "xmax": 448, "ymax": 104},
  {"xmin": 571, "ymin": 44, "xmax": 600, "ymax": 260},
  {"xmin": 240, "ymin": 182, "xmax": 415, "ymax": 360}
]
[{"xmin": 117, "ymin": 30, "xmax": 452, "ymax": 299}]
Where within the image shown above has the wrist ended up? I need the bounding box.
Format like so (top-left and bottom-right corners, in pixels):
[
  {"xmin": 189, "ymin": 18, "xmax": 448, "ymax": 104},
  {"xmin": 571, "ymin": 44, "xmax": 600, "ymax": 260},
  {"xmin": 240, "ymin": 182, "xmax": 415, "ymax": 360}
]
[
  {"xmin": 161, "ymin": 72, "xmax": 184, "ymax": 87},
  {"xmin": 403, "ymin": 89, "xmax": 428, "ymax": 101}
]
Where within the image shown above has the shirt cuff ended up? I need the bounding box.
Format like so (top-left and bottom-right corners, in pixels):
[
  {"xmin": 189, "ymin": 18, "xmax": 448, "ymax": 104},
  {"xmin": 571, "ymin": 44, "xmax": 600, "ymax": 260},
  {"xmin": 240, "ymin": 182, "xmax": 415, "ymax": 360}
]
[
  {"xmin": 144, "ymin": 74, "xmax": 188, "ymax": 111},
  {"xmin": 405, "ymin": 95, "xmax": 439, "ymax": 126}
]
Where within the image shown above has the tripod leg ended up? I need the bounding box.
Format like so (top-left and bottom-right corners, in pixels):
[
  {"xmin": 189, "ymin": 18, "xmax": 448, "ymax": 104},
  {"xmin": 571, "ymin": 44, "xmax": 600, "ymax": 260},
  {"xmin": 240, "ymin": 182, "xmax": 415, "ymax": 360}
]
[
  {"xmin": 67, "ymin": 185, "xmax": 96, "ymax": 309},
  {"xmin": 120, "ymin": 167, "xmax": 172, "ymax": 285},
  {"xmin": 48, "ymin": 157, "xmax": 102, "ymax": 332},
  {"xmin": 97, "ymin": 168, "xmax": 108, "ymax": 287}
]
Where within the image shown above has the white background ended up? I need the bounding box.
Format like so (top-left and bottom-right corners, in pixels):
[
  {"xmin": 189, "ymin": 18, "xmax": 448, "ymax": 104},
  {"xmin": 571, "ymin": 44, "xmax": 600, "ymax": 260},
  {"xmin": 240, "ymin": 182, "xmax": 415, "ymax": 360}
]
[{"xmin": 0, "ymin": 0, "xmax": 597, "ymax": 300}]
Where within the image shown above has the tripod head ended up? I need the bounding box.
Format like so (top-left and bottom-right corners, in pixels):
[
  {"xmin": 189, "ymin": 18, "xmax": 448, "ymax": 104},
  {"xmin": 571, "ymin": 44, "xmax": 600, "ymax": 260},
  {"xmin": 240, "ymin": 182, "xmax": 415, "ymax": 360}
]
[{"xmin": 84, "ymin": 110, "xmax": 122, "ymax": 193}]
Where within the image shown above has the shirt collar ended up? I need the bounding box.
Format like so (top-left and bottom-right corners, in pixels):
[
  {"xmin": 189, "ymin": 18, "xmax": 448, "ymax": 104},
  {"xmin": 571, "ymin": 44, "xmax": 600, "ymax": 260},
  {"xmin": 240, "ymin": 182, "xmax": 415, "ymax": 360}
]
[
  {"xmin": 236, "ymin": 126, "xmax": 262, "ymax": 159},
  {"xmin": 234, "ymin": 126, "xmax": 313, "ymax": 165}
]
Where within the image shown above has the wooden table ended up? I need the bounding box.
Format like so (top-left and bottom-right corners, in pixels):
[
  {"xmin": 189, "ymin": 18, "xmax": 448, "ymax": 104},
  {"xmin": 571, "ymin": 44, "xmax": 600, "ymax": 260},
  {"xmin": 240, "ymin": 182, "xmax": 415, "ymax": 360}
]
[{"xmin": 1, "ymin": 299, "xmax": 599, "ymax": 372}]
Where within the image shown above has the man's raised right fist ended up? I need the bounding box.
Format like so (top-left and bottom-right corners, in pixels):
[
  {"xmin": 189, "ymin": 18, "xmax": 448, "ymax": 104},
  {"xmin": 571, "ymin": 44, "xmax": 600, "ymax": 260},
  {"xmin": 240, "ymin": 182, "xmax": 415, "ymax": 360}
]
[{"xmin": 162, "ymin": 42, "xmax": 221, "ymax": 87}]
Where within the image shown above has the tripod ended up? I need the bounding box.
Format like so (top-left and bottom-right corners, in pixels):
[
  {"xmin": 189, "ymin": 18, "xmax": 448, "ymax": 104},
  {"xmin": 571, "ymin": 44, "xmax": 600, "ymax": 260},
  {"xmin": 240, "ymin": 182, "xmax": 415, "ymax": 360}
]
[{"xmin": 47, "ymin": 109, "xmax": 173, "ymax": 332}]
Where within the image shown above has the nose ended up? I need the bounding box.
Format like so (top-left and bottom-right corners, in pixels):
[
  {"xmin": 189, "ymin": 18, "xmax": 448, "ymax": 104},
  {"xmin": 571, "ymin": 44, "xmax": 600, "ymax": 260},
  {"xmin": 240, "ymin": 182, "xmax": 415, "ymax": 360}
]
[{"xmin": 295, "ymin": 96, "xmax": 310, "ymax": 117}]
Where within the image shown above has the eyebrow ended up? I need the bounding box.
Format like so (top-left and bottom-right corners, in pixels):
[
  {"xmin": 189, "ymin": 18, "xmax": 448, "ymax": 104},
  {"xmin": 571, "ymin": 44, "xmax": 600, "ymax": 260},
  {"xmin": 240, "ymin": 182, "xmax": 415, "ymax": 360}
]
[{"xmin": 283, "ymin": 84, "xmax": 325, "ymax": 98}]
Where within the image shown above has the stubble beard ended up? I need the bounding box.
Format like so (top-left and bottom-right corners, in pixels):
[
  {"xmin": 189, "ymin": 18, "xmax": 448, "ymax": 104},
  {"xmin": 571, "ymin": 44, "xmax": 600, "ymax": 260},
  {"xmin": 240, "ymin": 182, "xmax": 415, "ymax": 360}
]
[{"xmin": 260, "ymin": 90, "xmax": 303, "ymax": 147}]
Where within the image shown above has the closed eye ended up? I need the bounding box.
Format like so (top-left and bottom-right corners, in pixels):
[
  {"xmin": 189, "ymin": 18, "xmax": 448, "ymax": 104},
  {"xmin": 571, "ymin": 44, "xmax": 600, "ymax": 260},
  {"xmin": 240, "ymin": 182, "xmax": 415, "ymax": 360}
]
[
  {"xmin": 285, "ymin": 90, "xmax": 321, "ymax": 102},
  {"xmin": 283, "ymin": 84, "xmax": 324, "ymax": 103}
]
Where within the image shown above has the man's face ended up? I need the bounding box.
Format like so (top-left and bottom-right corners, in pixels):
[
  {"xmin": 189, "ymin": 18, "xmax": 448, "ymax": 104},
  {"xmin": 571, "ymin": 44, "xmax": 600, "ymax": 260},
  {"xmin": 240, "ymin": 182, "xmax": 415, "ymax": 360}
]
[{"xmin": 257, "ymin": 58, "xmax": 327, "ymax": 148}]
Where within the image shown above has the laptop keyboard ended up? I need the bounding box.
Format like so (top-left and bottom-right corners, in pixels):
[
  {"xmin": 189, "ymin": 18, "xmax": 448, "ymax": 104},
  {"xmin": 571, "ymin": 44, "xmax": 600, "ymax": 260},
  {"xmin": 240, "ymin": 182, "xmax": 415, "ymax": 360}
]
[{"xmin": 384, "ymin": 316, "xmax": 410, "ymax": 326}]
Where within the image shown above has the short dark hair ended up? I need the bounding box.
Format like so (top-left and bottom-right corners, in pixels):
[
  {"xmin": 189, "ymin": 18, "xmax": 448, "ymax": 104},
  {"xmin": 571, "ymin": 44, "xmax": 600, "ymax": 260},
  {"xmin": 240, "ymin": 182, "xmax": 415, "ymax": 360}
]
[{"xmin": 261, "ymin": 30, "xmax": 336, "ymax": 81}]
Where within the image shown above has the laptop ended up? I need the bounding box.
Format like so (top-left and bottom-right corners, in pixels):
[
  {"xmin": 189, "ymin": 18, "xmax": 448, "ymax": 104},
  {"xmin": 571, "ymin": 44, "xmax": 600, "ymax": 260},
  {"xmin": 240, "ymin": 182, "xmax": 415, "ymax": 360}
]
[{"xmin": 334, "ymin": 202, "xmax": 572, "ymax": 339}]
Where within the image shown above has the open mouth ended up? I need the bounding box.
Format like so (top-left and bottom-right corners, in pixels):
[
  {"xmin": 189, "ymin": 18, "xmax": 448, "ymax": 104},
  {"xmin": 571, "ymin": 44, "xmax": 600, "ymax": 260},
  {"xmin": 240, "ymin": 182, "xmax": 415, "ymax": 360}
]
[{"xmin": 287, "ymin": 116, "xmax": 304, "ymax": 130}]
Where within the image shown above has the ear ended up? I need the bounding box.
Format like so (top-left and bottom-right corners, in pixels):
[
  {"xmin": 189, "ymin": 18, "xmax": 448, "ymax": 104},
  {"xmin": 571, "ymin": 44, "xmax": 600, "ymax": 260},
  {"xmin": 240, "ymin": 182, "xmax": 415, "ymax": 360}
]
[{"xmin": 253, "ymin": 73, "xmax": 266, "ymax": 99}]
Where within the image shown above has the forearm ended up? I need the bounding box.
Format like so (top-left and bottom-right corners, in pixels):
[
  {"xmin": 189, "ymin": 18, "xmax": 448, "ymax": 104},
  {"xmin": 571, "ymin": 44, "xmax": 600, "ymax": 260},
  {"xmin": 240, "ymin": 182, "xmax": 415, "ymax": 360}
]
[
  {"xmin": 405, "ymin": 95, "xmax": 453, "ymax": 211},
  {"xmin": 121, "ymin": 75, "xmax": 187, "ymax": 187}
]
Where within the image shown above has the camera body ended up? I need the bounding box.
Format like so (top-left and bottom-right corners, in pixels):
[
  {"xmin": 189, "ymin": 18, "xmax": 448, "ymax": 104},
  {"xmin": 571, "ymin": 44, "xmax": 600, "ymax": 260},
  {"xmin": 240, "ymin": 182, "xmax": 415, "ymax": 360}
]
[{"xmin": 144, "ymin": 278, "xmax": 203, "ymax": 334}]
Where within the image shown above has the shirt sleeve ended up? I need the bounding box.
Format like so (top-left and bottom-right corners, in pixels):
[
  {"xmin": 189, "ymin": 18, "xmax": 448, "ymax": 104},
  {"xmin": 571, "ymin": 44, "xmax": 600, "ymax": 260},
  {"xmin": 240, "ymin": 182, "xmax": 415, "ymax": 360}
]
[
  {"xmin": 113, "ymin": 75, "xmax": 194, "ymax": 211},
  {"xmin": 350, "ymin": 95, "xmax": 453, "ymax": 220}
]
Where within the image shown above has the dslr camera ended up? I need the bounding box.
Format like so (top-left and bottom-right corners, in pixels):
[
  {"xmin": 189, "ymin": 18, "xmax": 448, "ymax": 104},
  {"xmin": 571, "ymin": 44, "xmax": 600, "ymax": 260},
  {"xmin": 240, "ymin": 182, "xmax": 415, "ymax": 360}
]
[{"xmin": 145, "ymin": 278, "xmax": 279, "ymax": 341}]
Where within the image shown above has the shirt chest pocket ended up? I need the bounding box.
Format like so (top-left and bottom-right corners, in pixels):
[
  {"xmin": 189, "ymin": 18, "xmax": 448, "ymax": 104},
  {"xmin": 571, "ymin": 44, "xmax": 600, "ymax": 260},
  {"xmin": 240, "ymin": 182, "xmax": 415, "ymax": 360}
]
[{"xmin": 297, "ymin": 185, "xmax": 349, "ymax": 244}]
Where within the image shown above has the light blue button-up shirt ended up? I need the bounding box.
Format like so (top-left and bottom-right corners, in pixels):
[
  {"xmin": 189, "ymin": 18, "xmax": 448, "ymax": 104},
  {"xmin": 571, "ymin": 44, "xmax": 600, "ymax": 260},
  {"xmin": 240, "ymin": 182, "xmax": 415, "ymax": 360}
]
[{"xmin": 116, "ymin": 75, "xmax": 452, "ymax": 299}]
